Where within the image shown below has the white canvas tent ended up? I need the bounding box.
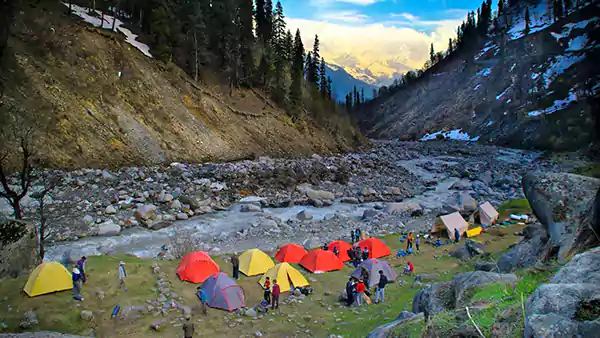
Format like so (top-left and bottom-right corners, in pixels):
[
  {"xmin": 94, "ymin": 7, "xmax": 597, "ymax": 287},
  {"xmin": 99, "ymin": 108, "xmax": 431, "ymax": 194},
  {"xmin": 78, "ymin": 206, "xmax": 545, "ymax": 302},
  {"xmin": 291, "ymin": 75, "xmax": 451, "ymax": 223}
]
[
  {"xmin": 479, "ymin": 202, "xmax": 499, "ymax": 226},
  {"xmin": 433, "ymin": 212, "xmax": 469, "ymax": 241}
]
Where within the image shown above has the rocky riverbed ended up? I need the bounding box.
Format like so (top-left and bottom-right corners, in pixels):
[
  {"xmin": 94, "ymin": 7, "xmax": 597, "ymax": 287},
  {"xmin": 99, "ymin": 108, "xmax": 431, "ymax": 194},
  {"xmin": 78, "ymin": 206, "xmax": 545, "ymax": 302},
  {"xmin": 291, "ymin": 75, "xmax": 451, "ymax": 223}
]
[{"xmin": 0, "ymin": 141, "xmax": 578, "ymax": 261}]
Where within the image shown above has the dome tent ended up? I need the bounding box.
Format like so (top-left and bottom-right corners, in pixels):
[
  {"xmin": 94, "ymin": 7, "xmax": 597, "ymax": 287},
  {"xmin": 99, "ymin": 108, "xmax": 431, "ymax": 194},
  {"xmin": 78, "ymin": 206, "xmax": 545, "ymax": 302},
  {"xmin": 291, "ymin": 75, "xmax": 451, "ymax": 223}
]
[
  {"xmin": 177, "ymin": 252, "xmax": 220, "ymax": 283},
  {"xmin": 328, "ymin": 240, "xmax": 353, "ymax": 262},
  {"xmin": 354, "ymin": 238, "xmax": 391, "ymax": 259},
  {"xmin": 300, "ymin": 249, "xmax": 344, "ymax": 273},
  {"xmin": 24, "ymin": 262, "xmax": 72, "ymax": 297},
  {"xmin": 239, "ymin": 249, "xmax": 274, "ymax": 276},
  {"xmin": 202, "ymin": 272, "xmax": 246, "ymax": 311},
  {"xmin": 259, "ymin": 263, "xmax": 309, "ymax": 292},
  {"xmin": 275, "ymin": 244, "xmax": 307, "ymax": 263},
  {"xmin": 350, "ymin": 258, "xmax": 397, "ymax": 288}
]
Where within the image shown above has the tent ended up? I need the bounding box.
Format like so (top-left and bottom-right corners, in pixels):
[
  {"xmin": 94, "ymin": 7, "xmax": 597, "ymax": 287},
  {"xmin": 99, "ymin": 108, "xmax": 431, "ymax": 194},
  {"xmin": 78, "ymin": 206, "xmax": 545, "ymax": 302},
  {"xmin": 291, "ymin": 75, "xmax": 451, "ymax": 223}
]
[
  {"xmin": 354, "ymin": 238, "xmax": 391, "ymax": 259},
  {"xmin": 239, "ymin": 249, "xmax": 274, "ymax": 276},
  {"xmin": 24, "ymin": 262, "xmax": 72, "ymax": 297},
  {"xmin": 177, "ymin": 252, "xmax": 220, "ymax": 283},
  {"xmin": 350, "ymin": 258, "xmax": 397, "ymax": 288},
  {"xmin": 202, "ymin": 272, "xmax": 246, "ymax": 311},
  {"xmin": 300, "ymin": 249, "xmax": 344, "ymax": 273},
  {"xmin": 434, "ymin": 212, "xmax": 469, "ymax": 241},
  {"xmin": 466, "ymin": 227, "xmax": 483, "ymax": 237},
  {"xmin": 479, "ymin": 202, "xmax": 499, "ymax": 226},
  {"xmin": 259, "ymin": 263, "xmax": 309, "ymax": 292},
  {"xmin": 275, "ymin": 244, "xmax": 307, "ymax": 263},
  {"xmin": 328, "ymin": 240, "xmax": 353, "ymax": 262}
]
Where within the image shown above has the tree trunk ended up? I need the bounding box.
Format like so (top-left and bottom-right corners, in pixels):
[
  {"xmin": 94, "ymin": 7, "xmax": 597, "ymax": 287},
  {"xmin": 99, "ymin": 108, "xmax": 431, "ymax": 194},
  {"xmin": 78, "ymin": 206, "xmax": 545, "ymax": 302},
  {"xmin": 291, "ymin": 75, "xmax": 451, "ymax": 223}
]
[
  {"xmin": 92, "ymin": 0, "xmax": 96, "ymax": 12},
  {"xmin": 37, "ymin": 198, "xmax": 46, "ymax": 261},
  {"xmin": 111, "ymin": 0, "xmax": 119, "ymax": 31},
  {"xmin": 139, "ymin": 8, "xmax": 143, "ymax": 27},
  {"xmin": 11, "ymin": 199, "xmax": 22, "ymax": 220},
  {"xmin": 99, "ymin": 10, "xmax": 103, "ymax": 28},
  {"xmin": 0, "ymin": 0, "xmax": 14, "ymax": 65},
  {"xmin": 68, "ymin": 0, "xmax": 72, "ymax": 14},
  {"xmin": 194, "ymin": 29, "xmax": 199, "ymax": 82}
]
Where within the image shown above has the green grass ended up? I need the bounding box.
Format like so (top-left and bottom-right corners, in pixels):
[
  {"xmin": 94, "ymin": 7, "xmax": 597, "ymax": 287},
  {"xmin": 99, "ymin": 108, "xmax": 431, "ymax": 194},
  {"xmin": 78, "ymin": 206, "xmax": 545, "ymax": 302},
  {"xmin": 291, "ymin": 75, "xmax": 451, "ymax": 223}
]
[
  {"xmin": 0, "ymin": 221, "xmax": 529, "ymax": 337},
  {"xmin": 497, "ymin": 199, "xmax": 531, "ymax": 219},
  {"xmin": 571, "ymin": 163, "xmax": 600, "ymax": 179}
]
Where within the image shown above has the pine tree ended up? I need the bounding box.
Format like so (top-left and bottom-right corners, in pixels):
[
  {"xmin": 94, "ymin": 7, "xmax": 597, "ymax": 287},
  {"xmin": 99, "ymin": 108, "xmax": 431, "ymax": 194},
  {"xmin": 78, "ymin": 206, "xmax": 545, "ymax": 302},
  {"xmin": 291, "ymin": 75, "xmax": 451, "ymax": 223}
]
[
  {"xmin": 524, "ymin": 6, "xmax": 531, "ymax": 35},
  {"xmin": 284, "ymin": 29, "xmax": 294, "ymax": 63},
  {"xmin": 360, "ymin": 88, "xmax": 365, "ymax": 104},
  {"xmin": 353, "ymin": 86, "xmax": 359, "ymax": 108},
  {"xmin": 319, "ymin": 57, "xmax": 327, "ymax": 97},
  {"xmin": 553, "ymin": 0, "xmax": 564, "ymax": 21},
  {"xmin": 345, "ymin": 93, "xmax": 352, "ymax": 111},
  {"xmin": 290, "ymin": 28, "xmax": 305, "ymax": 108},
  {"xmin": 429, "ymin": 43, "xmax": 435, "ymax": 65},
  {"xmin": 498, "ymin": 0, "xmax": 505, "ymax": 14},
  {"xmin": 564, "ymin": 0, "xmax": 572, "ymax": 13},
  {"xmin": 327, "ymin": 77, "xmax": 332, "ymax": 99},
  {"xmin": 185, "ymin": 0, "xmax": 208, "ymax": 82},
  {"xmin": 312, "ymin": 35, "xmax": 321, "ymax": 88},
  {"xmin": 272, "ymin": 1, "xmax": 286, "ymax": 54},
  {"xmin": 448, "ymin": 38, "xmax": 453, "ymax": 53},
  {"xmin": 265, "ymin": 0, "xmax": 273, "ymax": 42},
  {"xmin": 238, "ymin": 0, "xmax": 255, "ymax": 85},
  {"xmin": 255, "ymin": 0, "xmax": 266, "ymax": 41}
]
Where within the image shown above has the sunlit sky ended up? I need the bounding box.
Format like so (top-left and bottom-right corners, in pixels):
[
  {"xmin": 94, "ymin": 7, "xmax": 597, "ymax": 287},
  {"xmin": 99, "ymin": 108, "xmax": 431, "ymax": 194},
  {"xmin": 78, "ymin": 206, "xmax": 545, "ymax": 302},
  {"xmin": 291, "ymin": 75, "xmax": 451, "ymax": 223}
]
[{"xmin": 280, "ymin": 0, "xmax": 495, "ymax": 78}]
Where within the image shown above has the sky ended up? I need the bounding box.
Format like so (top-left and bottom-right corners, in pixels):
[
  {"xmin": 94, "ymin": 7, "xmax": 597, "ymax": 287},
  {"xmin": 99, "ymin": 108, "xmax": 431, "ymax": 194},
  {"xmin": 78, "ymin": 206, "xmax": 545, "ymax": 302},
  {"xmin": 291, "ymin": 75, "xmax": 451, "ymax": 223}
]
[{"xmin": 280, "ymin": 0, "xmax": 493, "ymax": 79}]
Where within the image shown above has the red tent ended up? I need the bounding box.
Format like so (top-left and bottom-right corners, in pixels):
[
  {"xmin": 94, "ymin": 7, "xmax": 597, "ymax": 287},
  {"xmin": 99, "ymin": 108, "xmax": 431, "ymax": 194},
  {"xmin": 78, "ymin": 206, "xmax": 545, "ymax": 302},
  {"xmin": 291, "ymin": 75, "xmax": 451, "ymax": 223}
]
[
  {"xmin": 327, "ymin": 240, "xmax": 353, "ymax": 262},
  {"xmin": 300, "ymin": 249, "xmax": 344, "ymax": 273},
  {"xmin": 177, "ymin": 252, "xmax": 220, "ymax": 283},
  {"xmin": 275, "ymin": 244, "xmax": 308, "ymax": 263},
  {"xmin": 354, "ymin": 238, "xmax": 391, "ymax": 259}
]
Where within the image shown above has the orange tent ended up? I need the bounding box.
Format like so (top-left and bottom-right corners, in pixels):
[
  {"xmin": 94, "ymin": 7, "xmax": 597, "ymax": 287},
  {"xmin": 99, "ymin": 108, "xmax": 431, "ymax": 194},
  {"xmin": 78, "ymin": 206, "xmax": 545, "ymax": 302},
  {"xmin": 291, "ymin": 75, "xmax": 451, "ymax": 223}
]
[
  {"xmin": 354, "ymin": 238, "xmax": 391, "ymax": 259},
  {"xmin": 300, "ymin": 249, "xmax": 344, "ymax": 273},
  {"xmin": 275, "ymin": 244, "xmax": 308, "ymax": 263},
  {"xmin": 328, "ymin": 240, "xmax": 353, "ymax": 262},
  {"xmin": 177, "ymin": 252, "xmax": 220, "ymax": 283}
]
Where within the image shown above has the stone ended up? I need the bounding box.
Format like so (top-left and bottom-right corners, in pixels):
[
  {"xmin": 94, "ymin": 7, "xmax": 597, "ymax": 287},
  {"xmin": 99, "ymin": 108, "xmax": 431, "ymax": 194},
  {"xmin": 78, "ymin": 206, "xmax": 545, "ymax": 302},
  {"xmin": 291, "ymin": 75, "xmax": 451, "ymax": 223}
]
[
  {"xmin": 245, "ymin": 308, "xmax": 257, "ymax": 317},
  {"xmin": 134, "ymin": 204, "xmax": 157, "ymax": 222},
  {"xmin": 362, "ymin": 209, "xmax": 379, "ymax": 219},
  {"xmin": 95, "ymin": 290, "xmax": 105, "ymax": 300},
  {"xmin": 551, "ymin": 246, "xmax": 600, "ymax": 284},
  {"xmin": 473, "ymin": 261, "xmax": 498, "ymax": 272},
  {"xmin": 104, "ymin": 205, "xmax": 117, "ymax": 214},
  {"xmin": 158, "ymin": 193, "xmax": 174, "ymax": 203},
  {"xmin": 151, "ymin": 320, "xmax": 165, "ymax": 331},
  {"xmin": 96, "ymin": 220, "xmax": 121, "ymax": 236},
  {"xmin": 302, "ymin": 238, "xmax": 319, "ymax": 250},
  {"xmin": 239, "ymin": 196, "xmax": 266, "ymax": 205},
  {"xmin": 412, "ymin": 282, "xmax": 454, "ymax": 317},
  {"xmin": 522, "ymin": 172, "xmax": 600, "ymax": 260},
  {"xmin": 453, "ymin": 271, "xmax": 517, "ymax": 307},
  {"xmin": 0, "ymin": 221, "xmax": 39, "ymax": 278},
  {"xmin": 384, "ymin": 202, "xmax": 422, "ymax": 215},
  {"xmin": 450, "ymin": 239, "xmax": 486, "ymax": 260},
  {"xmin": 181, "ymin": 306, "xmax": 192, "ymax": 317},
  {"xmin": 162, "ymin": 214, "xmax": 176, "ymax": 222},
  {"xmin": 341, "ymin": 197, "xmax": 359, "ymax": 204},
  {"xmin": 80, "ymin": 310, "xmax": 94, "ymax": 322},
  {"xmin": 83, "ymin": 215, "xmax": 95, "ymax": 225},
  {"xmin": 102, "ymin": 169, "xmax": 116, "ymax": 181},
  {"xmin": 384, "ymin": 187, "xmax": 402, "ymax": 195},
  {"xmin": 311, "ymin": 199, "xmax": 324, "ymax": 208},
  {"xmin": 180, "ymin": 195, "xmax": 201, "ymax": 209},
  {"xmin": 241, "ymin": 204, "xmax": 262, "ymax": 212},
  {"xmin": 19, "ymin": 310, "xmax": 38, "ymax": 329},
  {"xmin": 458, "ymin": 192, "xmax": 477, "ymax": 213},
  {"xmin": 149, "ymin": 221, "xmax": 172, "ymax": 231},
  {"xmin": 170, "ymin": 200, "xmax": 182, "ymax": 210},
  {"xmin": 361, "ymin": 187, "xmax": 378, "ymax": 196},
  {"xmin": 497, "ymin": 223, "xmax": 548, "ymax": 272},
  {"xmin": 254, "ymin": 331, "xmax": 263, "ymax": 337},
  {"xmin": 306, "ymin": 189, "xmax": 335, "ymax": 201},
  {"xmin": 297, "ymin": 210, "xmax": 313, "ymax": 221},
  {"xmin": 176, "ymin": 213, "xmax": 189, "ymax": 220}
]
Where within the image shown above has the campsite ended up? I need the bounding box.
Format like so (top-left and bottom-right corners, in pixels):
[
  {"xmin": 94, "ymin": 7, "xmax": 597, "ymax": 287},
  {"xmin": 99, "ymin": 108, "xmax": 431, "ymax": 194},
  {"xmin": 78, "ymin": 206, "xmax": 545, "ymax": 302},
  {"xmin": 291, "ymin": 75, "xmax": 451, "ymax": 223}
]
[{"xmin": 0, "ymin": 198, "xmax": 533, "ymax": 337}]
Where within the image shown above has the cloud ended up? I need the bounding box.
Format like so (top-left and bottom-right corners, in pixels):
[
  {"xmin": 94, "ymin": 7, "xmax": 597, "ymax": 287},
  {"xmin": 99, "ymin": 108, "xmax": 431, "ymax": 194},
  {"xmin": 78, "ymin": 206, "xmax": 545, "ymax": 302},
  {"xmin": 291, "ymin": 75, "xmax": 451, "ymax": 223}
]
[
  {"xmin": 319, "ymin": 10, "xmax": 369, "ymax": 23},
  {"xmin": 390, "ymin": 12, "xmax": 420, "ymax": 21}
]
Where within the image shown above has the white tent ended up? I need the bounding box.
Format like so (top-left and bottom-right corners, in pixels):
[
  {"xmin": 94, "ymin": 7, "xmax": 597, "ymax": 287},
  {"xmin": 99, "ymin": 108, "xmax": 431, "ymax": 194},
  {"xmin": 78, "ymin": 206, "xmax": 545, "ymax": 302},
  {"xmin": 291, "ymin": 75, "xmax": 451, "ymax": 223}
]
[
  {"xmin": 479, "ymin": 202, "xmax": 499, "ymax": 226},
  {"xmin": 433, "ymin": 212, "xmax": 469, "ymax": 240}
]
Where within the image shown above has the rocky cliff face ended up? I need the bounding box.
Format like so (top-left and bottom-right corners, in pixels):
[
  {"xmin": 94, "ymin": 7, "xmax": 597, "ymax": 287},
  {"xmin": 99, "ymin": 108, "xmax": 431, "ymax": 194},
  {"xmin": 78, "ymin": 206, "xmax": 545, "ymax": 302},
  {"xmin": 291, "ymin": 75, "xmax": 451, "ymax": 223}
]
[
  {"xmin": 0, "ymin": 2, "xmax": 363, "ymax": 170},
  {"xmin": 359, "ymin": 0, "xmax": 599, "ymax": 151}
]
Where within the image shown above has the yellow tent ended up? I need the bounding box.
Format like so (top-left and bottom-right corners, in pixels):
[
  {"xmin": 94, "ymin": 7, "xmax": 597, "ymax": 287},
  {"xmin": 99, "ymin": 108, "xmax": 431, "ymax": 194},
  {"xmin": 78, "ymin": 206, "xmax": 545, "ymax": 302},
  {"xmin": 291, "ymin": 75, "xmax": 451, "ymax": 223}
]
[
  {"xmin": 466, "ymin": 227, "xmax": 483, "ymax": 237},
  {"xmin": 239, "ymin": 249, "xmax": 275, "ymax": 276},
  {"xmin": 24, "ymin": 262, "xmax": 72, "ymax": 297},
  {"xmin": 258, "ymin": 263, "xmax": 309, "ymax": 292}
]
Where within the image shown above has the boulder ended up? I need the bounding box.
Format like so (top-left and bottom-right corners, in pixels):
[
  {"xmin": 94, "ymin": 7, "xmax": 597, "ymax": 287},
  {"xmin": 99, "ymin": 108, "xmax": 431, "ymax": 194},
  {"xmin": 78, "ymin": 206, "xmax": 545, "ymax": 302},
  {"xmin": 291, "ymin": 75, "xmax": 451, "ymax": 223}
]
[
  {"xmin": 341, "ymin": 197, "xmax": 359, "ymax": 204},
  {"xmin": 80, "ymin": 310, "xmax": 94, "ymax": 322},
  {"xmin": 96, "ymin": 221, "xmax": 121, "ymax": 237},
  {"xmin": 384, "ymin": 187, "xmax": 402, "ymax": 195},
  {"xmin": 157, "ymin": 193, "xmax": 174, "ymax": 203},
  {"xmin": 458, "ymin": 192, "xmax": 477, "ymax": 212},
  {"xmin": 384, "ymin": 202, "xmax": 422, "ymax": 215},
  {"xmin": 453, "ymin": 271, "xmax": 517, "ymax": 307},
  {"xmin": 82, "ymin": 215, "xmax": 95, "ymax": 225},
  {"xmin": 362, "ymin": 209, "xmax": 379, "ymax": 219},
  {"xmin": 180, "ymin": 195, "xmax": 201, "ymax": 209},
  {"xmin": 412, "ymin": 282, "xmax": 454, "ymax": 316},
  {"xmin": 19, "ymin": 310, "xmax": 38, "ymax": 329},
  {"xmin": 366, "ymin": 311, "xmax": 422, "ymax": 338},
  {"xmin": 148, "ymin": 221, "xmax": 172, "ymax": 231},
  {"xmin": 551, "ymin": 246, "xmax": 600, "ymax": 284},
  {"xmin": 241, "ymin": 204, "xmax": 262, "ymax": 212},
  {"xmin": 176, "ymin": 213, "xmax": 189, "ymax": 220},
  {"xmin": 302, "ymin": 238, "xmax": 319, "ymax": 250},
  {"xmin": 104, "ymin": 205, "xmax": 117, "ymax": 215},
  {"xmin": 473, "ymin": 261, "xmax": 498, "ymax": 272},
  {"xmin": 0, "ymin": 221, "xmax": 38, "ymax": 278},
  {"xmin": 170, "ymin": 200, "xmax": 182, "ymax": 210},
  {"xmin": 162, "ymin": 214, "xmax": 176, "ymax": 222},
  {"xmin": 361, "ymin": 187, "xmax": 378, "ymax": 196},
  {"xmin": 151, "ymin": 320, "xmax": 165, "ymax": 331},
  {"xmin": 297, "ymin": 210, "xmax": 313, "ymax": 221},
  {"xmin": 450, "ymin": 239, "xmax": 485, "ymax": 261},
  {"xmin": 522, "ymin": 172, "xmax": 600, "ymax": 260},
  {"xmin": 451, "ymin": 179, "xmax": 473, "ymax": 190},
  {"xmin": 306, "ymin": 189, "xmax": 335, "ymax": 201},
  {"xmin": 134, "ymin": 204, "xmax": 157, "ymax": 223},
  {"xmin": 239, "ymin": 196, "xmax": 266, "ymax": 205},
  {"xmin": 497, "ymin": 223, "xmax": 548, "ymax": 272}
]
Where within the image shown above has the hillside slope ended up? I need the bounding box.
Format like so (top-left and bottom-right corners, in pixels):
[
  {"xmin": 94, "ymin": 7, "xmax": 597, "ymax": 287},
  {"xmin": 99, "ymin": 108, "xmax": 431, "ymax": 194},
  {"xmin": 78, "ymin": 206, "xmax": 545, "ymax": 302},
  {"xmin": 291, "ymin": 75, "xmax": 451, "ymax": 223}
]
[
  {"xmin": 0, "ymin": 2, "xmax": 363, "ymax": 169},
  {"xmin": 358, "ymin": 0, "xmax": 599, "ymax": 151}
]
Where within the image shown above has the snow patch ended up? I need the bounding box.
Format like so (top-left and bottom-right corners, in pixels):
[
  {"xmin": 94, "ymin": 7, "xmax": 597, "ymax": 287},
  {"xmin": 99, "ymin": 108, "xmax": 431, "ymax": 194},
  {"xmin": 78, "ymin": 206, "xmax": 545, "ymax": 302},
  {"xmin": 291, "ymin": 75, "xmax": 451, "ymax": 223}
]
[
  {"xmin": 526, "ymin": 88, "xmax": 579, "ymax": 117},
  {"xmin": 473, "ymin": 84, "xmax": 482, "ymax": 91},
  {"xmin": 476, "ymin": 68, "xmax": 492, "ymax": 77},
  {"xmin": 496, "ymin": 87, "xmax": 510, "ymax": 100},
  {"xmin": 566, "ymin": 35, "xmax": 589, "ymax": 51},
  {"xmin": 420, "ymin": 129, "xmax": 479, "ymax": 142},
  {"xmin": 65, "ymin": 3, "xmax": 153, "ymax": 58},
  {"xmin": 542, "ymin": 54, "xmax": 585, "ymax": 89},
  {"xmin": 475, "ymin": 44, "xmax": 497, "ymax": 60},
  {"xmin": 486, "ymin": 120, "xmax": 494, "ymax": 127},
  {"xmin": 562, "ymin": 18, "xmax": 599, "ymax": 37},
  {"xmin": 509, "ymin": 63, "xmax": 517, "ymax": 73},
  {"xmin": 508, "ymin": 0, "xmax": 552, "ymax": 41}
]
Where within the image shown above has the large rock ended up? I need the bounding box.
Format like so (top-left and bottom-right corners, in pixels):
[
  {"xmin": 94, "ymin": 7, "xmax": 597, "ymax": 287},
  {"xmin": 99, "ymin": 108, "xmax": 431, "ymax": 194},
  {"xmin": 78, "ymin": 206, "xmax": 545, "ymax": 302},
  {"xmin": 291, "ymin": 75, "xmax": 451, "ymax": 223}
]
[
  {"xmin": 450, "ymin": 239, "xmax": 485, "ymax": 261},
  {"xmin": 241, "ymin": 204, "xmax": 262, "ymax": 212},
  {"xmin": 80, "ymin": 310, "xmax": 94, "ymax": 322},
  {"xmin": 305, "ymin": 189, "xmax": 335, "ymax": 201},
  {"xmin": 0, "ymin": 221, "xmax": 39, "ymax": 278},
  {"xmin": 366, "ymin": 311, "xmax": 422, "ymax": 338},
  {"xmin": 412, "ymin": 282, "xmax": 454, "ymax": 316},
  {"xmin": 96, "ymin": 221, "xmax": 121, "ymax": 237},
  {"xmin": 19, "ymin": 310, "xmax": 38, "ymax": 329},
  {"xmin": 522, "ymin": 172, "xmax": 600, "ymax": 259},
  {"xmin": 496, "ymin": 223, "xmax": 548, "ymax": 272},
  {"xmin": 104, "ymin": 205, "xmax": 117, "ymax": 214},
  {"xmin": 453, "ymin": 271, "xmax": 517, "ymax": 307},
  {"xmin": 341, "ymin": 197, "xmax": 359, "ymax": 204},
  {"xmin": 180, "ymin": 195, "xmax": 201, "ymax": 209},
  {"xmin": 525, "ymin": 247, "xmax": 600, "ymax": 337},
  {"xmin": 297, "ymin": 210, "xmax": 313, "ymax": 221},
  {"xmin": 384, "ymin": 202, "xmax": 422, "ymax": 215},
  {"xmin": 458, "ymin": 192, "xmax": 477, "ymax": 212},
  {"xmin": 134, "ymin": 204, "xmax": 157, "ymax": 224}
]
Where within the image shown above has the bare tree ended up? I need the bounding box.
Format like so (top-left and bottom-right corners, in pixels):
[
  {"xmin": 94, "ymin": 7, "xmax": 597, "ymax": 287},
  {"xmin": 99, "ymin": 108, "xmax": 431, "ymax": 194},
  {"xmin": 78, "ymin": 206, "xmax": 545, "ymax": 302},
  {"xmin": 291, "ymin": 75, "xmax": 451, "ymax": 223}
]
[
  {"xmin": 30, "ymin": 173, "xmax": 61, "ymax": 261},
  {"xmin": 168, "ymin": 228, "xmax": 202, "ymax": 259},
  {"xmin": 0, "ymin": 126, "xmax": 36, "ymax": 220}
]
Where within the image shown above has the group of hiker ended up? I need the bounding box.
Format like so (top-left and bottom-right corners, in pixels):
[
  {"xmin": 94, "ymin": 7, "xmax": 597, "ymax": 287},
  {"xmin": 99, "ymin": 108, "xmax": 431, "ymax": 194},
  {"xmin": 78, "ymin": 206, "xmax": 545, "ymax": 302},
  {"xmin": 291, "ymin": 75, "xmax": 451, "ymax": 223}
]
[
  {"xmin": 404, "ymin": 232, "xmax": 421, "ymax": 252},
  {"xmin": 262, "ymin": 276, "xmax": 281, "ymax": 309},
  {"xmin": 69, "ymin": 257, "xmax": 129, "ymax": 296},
  {"xmin": 345, "ymin": 270, "xmax": 389, "ymax": 307}
]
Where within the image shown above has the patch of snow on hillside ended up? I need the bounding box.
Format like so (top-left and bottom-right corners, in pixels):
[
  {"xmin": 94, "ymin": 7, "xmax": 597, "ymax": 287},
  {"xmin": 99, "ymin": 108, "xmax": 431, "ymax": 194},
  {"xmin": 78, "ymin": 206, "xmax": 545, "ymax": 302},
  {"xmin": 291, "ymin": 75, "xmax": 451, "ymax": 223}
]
[
  {"xmin": 526, "ymin": 88, "xmax": 578, "ymax": 117},
  {"xmin": 475, "ymin": 44, "xmax": 497, "ymax": 60},
  {"xmin": 542, "ymin": 54, "xmax": 585, "ymax": 88},
  {"xmin": 563, "ymin": 18, "xmax": 599, "ymax": 36},
  {"xmin": 476, "ymin": 68, "xmax": 492, "ymax": 77},
  {"xmin": 508, "ymin": 0, "xmax": 552, "ymax": 40},
  {"xmin": 566, "ymin": 35, "xmax": 589, "ymax": 51},
  {"xmin": 473, "ymin": 84, "xmax": 482, "ymax": 90},
  {"xmin": 486, "ymin": 121, "xmax": 494, "ymax": 127},
  {"xmin": 496, "ymin": 87, "xmax": 510, "ymax": 100},
  {"xmin": 420, "ymin": 129, "xmax": 479, "ymax": 142},
  {"xmin": 65, "ymin": 3, "xmax": 153, "ymax": 58},
  {"xmin": 509, "ymin": 63, "xmax": 517, "ymax": 72},
  {"xmin": 551, "ymin": 32, "xmax": 564, "ymax": 41}
]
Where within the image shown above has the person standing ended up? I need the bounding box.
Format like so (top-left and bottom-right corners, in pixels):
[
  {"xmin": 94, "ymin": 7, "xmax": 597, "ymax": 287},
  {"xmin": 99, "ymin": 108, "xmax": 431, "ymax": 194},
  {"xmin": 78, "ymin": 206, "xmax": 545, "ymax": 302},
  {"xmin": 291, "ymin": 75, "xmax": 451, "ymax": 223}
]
[
  {"xmin": 76, "ymin": 256, "xmax": 87, "ymax": 283},
  {"xmin": 415, "ymin": 235, "xmax": 421, "ymax": 252},
  {"xmin": 271, "ymin": 279, "xmax": 280, "ymax": 309},
  {"xmin": 355, "ymin": 228, "xmax": 361, "ymax": 243},
  {"xmin": 375, "ymin": 270, "xmax": 388, "ymax": 304},
  {"xmin": 454, "ymin": 228, "xmax": 461, "ymax": 243},
  {"xmin": 183, "ymin": 316, "xmax": 194, "ymax": 338},
  {"xmin": 263, "ymin": 277, "xmax": 271, "ymax": 304},
  {"xmin": 351, "ymin": 229, "xmax": 356, "ymax": 243},
  {"xmin": 355, "ymin": 247, "xmax": 363, "ymax": 263},
  {"xmin": 362, "ymin": 247, "xmax": 369, "ymax": 261},
  {"xmin": 231, "ymin": 254, "xmax": 240, "ymax": 280},
  {"xmin": 72, "ymin": 267, "xmax": 82, "ymax": 295},
  {"xmin": 345, "ymin": 278, "xmax": 355, "ymax": 307},
  {"xmin": 333, "ymin": 246, "xmax": 339, "ymax": 257},
  {"xmin": 355, "ymin": 279, "xmax": 366, "ymax": 307},
  {"xmin": 361, "ymin": 267, "xmax": 370, "ymax": 290},
  {"xmin": 118, "ymin": 261, "xmax": 128, "ymax": 292},
  {"xmin": 196, "ymin": 287, "xmax": 208, "ymax": 316},
  {"xmin": 406, "ymin": 232, "xmax": 413, "ymax": 250}
]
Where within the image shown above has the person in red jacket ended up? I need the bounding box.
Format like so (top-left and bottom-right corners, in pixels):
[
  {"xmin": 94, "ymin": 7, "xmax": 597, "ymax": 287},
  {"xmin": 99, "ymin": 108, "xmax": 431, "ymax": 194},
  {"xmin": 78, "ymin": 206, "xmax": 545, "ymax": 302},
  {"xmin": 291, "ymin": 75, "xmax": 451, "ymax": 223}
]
[
  {"xmin": 355, "ymin": 279, "xmax": 366, "ymax": 306},
  {"xmin": 403, "ymin": 261, "xmax": 415, "ymax": 275},
  {"xmin": 271, "ymin": 279, "xmax": 281, "ymax": 309}
]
